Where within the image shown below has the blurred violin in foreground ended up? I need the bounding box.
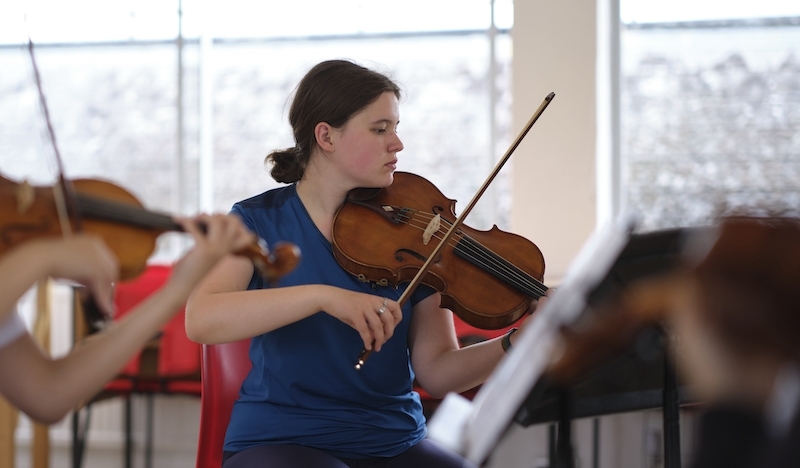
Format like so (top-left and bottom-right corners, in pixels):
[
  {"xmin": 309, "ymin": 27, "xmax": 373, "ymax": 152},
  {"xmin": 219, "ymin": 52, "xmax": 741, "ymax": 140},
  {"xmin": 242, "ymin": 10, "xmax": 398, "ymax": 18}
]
[
  {"xmin": 0, "ymin": 172, "xmax": 301, "ymax": 283},
  {"xmin": 12, "ymin": 38, "xmax": 299, "ymax": 333},
  {"xmin": 12, "ymin": 39, "xmax": 299, "ymax": 284},
  {"xmin": 546, "ymin": 215, "xmax": 800, "ymax": 386}
]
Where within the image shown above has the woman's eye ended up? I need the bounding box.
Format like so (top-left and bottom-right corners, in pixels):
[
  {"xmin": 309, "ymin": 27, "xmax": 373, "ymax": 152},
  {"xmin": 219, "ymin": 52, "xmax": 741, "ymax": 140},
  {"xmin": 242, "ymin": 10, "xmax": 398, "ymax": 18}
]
[{"xmin": 374, "ymin": 128, "xmax": 387, "ymax": 134}]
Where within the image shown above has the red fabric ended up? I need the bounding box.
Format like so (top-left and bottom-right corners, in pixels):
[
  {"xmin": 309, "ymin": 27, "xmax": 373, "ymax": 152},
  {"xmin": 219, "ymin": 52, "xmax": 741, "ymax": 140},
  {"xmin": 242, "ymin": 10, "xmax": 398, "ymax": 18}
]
[
  {"xmin": 100, "ymin": 377, "xmax": 201, "ymax": 395},
  {"xmin": 165, "ymin": 379, "xmax": 202, "ymax": 394},
  {"xmin": 111, "ymin": 264, "xmax": 200, "ymax": 379},
  {"xmin": 452, "ymin": 316, "xmax": 513, "ymax": 344},
  {"xmin": 196, "ymin": 339, "xmax": 252, "ymax": 468}
]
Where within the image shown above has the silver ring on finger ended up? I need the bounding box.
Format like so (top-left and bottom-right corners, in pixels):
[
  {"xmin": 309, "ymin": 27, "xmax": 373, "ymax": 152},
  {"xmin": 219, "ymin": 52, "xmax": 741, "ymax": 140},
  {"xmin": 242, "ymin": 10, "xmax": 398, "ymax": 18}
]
[{"xmin": 377, "ymin": 297, "xmax": 388, "ymax": 316}]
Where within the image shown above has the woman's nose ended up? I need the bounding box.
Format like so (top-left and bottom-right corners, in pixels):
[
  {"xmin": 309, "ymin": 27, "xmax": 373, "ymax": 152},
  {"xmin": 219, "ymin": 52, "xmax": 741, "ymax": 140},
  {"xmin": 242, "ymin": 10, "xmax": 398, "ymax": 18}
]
[{"xmin": 390, "ymin": 132, "xmax": 404, "ymax": 152}]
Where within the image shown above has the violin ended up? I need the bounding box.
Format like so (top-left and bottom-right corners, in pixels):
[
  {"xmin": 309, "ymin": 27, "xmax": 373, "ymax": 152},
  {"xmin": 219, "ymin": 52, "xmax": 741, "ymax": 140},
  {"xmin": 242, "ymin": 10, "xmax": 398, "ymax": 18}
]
[
  {"xmin": 545, "ymin": 216, "xmax": 800, "ymax": 386},
  {"xmin": 14, "ymin": 39, "xmax": 300, "ymax": 331},
  {"xmin": 332, "ymin": 171, "xmax": 547, "ymax": 330},
  {"xmin": 13, "ymin": 40, "xmax": 299, "ymax": 283},
  {"xmin": 0, "ymin": 172, "xmax": 301, "ymax": 284}
]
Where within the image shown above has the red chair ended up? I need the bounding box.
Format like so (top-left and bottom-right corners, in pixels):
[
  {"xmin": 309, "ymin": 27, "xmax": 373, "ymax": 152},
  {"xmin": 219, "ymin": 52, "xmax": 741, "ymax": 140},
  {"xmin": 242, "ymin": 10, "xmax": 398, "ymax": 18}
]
[
  {"xmin": 196, "ymin": 339, "xmax": 252, "ymax": 468},
  {"xmin": 71, "ymin": 265, "xmax": 203, "ymax": 468}
]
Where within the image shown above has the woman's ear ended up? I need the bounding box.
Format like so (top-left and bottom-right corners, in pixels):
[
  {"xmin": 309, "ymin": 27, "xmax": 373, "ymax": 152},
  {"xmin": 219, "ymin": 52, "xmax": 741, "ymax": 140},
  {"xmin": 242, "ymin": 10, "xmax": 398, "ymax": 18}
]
[{"xmin": 314, "ymin": 122, "xmax": 335, "ymax": 152}]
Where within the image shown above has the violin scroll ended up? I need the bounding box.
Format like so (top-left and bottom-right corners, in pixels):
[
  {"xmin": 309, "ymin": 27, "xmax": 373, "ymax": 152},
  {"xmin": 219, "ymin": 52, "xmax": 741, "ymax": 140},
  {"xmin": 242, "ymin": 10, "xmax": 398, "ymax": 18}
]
[{"xmin": 244, "ymin": 240, "xmax": 301, "ymax": 284}]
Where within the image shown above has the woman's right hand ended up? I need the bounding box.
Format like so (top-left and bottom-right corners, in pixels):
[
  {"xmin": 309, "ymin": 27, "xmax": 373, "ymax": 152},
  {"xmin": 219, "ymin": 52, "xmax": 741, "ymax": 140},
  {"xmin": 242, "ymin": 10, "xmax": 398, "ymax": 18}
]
[{"xmin": 321, "ymin": 289, "xmax": 402, "ymax": 352}]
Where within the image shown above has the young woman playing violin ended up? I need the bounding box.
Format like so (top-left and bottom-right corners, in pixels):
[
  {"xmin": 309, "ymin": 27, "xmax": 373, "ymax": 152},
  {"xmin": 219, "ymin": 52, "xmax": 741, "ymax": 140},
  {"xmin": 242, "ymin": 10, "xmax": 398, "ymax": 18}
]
[
  {"xmin": 186, "ymin": 59, "xmax": 536, "ymax": 468},
  {"xmin": 0, "ymin": 214, "xmax": 256, "ymax": 424}
]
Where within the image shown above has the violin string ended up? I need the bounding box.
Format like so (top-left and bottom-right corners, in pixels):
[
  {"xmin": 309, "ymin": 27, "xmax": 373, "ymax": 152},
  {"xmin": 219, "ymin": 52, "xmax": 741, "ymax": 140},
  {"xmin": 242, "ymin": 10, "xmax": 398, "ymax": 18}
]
[
  {"xmin": 452, "ymin": 234, "xmax": 548, "ymax": 298},
  {"xmin": 397, "ymin": 210, "xmax": 527, "ymax": 290},
  {"xmin": 398, "ymin": 210, "xmax": 532, "ymax": 291},
  {"xmin": 394, "ymin": 207, "xmax": 548, "ymax": 298},
  {"xmin": 422, "ymin": 219, "xmax": 548, "ymax": 298},
  {"xmin": 456, "ymin": 235, "xmax": 549, "ymax": 298}
]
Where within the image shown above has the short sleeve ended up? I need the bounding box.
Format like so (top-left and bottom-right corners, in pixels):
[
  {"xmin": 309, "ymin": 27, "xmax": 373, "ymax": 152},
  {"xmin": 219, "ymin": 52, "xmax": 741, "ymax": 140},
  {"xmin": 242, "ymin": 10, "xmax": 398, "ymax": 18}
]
[{"xmin": 410, "ymin": 283, "xmax": 437, "ymax": 305}]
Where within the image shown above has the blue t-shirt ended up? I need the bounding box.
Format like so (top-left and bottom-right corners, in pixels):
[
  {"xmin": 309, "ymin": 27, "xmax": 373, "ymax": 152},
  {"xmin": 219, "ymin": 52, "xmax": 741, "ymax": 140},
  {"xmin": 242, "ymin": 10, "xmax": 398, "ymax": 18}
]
[{"xmin": 223, "ymin": 184, "xmax": 433, "ymax": 458}]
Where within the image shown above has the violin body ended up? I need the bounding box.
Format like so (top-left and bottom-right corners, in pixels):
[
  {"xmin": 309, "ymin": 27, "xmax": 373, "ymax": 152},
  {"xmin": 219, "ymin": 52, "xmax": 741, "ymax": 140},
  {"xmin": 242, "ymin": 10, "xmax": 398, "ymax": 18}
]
[
  {"xmin": 1, "ymin": 173, "xmax": 159, "ymax": 280},
  {"xmin": 332, "ymin": 171, "xmax": 546, "ymax": 330}
]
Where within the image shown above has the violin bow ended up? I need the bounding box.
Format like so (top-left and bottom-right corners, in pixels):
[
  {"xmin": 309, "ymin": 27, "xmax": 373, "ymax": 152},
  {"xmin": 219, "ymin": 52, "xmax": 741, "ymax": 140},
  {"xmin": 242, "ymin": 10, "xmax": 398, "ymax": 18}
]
[
  {"xmin": 27, "ymin": 39, "xmax": 83, "ymax": 236},
  {"xmin": 355, "ymin": 92, "xmax": 556, "ymax": 369},
  {"xmin": 28, "ymin": 38, "xmax": 110, "ymax": 328}
]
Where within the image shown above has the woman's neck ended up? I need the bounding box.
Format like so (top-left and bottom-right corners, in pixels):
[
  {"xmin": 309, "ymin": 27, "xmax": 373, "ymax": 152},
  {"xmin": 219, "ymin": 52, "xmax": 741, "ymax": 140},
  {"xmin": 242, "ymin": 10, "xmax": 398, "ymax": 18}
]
[{"xmin": 296, "ymin": 175, "xmax": 349, "ymax": 241}]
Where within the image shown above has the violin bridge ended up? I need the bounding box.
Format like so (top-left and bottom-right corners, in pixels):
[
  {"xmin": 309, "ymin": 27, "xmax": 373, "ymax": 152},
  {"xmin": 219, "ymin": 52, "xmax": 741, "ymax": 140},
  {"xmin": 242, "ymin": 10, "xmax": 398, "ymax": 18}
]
[{"xmin": 422, "ymin": 214, "xmax": 441, "ymax": 245}]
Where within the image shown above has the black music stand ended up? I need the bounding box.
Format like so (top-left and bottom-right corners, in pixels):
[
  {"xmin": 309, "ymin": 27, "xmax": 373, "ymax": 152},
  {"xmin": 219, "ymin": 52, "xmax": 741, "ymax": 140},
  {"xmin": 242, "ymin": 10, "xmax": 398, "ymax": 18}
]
[
  {"xmin": 427, "ymin": 217, "xmax": 711, "ymax": 467},
  {"xmin": 515, "ymin": 226, "xmax": 703, "ymax": 468}
]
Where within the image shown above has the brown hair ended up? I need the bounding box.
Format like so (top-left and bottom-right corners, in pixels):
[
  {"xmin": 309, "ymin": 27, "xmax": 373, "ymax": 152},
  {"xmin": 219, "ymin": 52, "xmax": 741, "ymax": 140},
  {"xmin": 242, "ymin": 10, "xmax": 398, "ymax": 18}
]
[{"xmin": 265, "ymin": 60, "xmax": 402, "ymax": 184}]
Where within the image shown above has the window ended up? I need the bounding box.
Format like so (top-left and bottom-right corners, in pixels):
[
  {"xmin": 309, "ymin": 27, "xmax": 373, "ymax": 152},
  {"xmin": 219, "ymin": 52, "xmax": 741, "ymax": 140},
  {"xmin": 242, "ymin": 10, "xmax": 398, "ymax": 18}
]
[
  {"xmin": 0, "ymin": 1, "xmax": 513, "ymax": 262},
  {"xmin": 619, "ymin": 1, "xmax": 800, "ymax": 231}
]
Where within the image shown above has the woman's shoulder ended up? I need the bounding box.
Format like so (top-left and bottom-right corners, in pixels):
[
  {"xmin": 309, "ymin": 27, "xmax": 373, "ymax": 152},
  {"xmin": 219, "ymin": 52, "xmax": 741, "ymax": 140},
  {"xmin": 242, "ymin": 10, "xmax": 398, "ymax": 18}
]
[{"xmin": 233, "ymin": 184, "xmax": 296, "ymax": 213}]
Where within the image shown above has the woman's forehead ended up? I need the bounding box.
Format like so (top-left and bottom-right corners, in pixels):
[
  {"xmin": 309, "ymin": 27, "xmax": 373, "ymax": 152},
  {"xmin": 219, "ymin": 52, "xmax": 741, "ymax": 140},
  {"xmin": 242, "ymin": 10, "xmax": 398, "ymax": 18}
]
[{"xmin": 353, "ymin": 92, "xmax": 400, "ymax": 122}]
